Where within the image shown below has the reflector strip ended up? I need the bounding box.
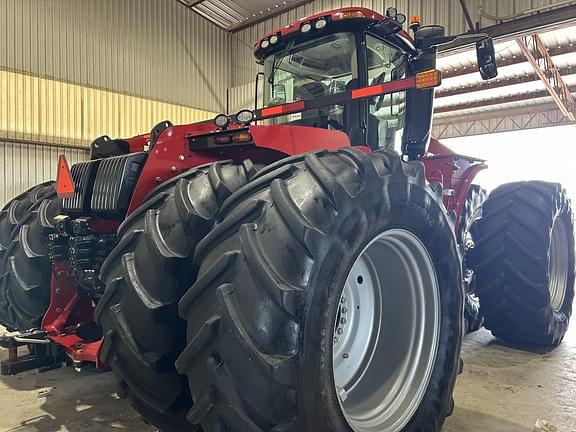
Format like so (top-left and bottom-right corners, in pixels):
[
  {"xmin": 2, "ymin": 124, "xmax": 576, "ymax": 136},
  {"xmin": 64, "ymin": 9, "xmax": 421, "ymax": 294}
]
[
  {"xmin": 261, "ymin": 101, "xmax": 306, "ymax": 117},
  {"xmin": 56, "ymin": 155, "xmax": 75, "ymax": 198},
  {"xmin": 255, "ymin": 72, "xmax": 439, "ymax": 122},
  {"xmin": 352, "ymin": 77, "xmax": 417, "ymax": 99}
]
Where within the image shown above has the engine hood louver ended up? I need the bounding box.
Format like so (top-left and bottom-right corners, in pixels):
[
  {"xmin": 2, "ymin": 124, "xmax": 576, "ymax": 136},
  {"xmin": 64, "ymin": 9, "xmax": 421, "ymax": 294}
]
[{"xmin": 62, "ymin": 153, "xmax": 147, "ymax": 220}]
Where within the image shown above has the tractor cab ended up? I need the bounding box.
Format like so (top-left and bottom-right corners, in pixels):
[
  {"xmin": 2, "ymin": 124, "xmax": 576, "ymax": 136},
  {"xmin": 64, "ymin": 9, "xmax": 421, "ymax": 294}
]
[
  {"xmin": 253, "ymin": 6, "xmax": 498, "ymax": 159},
  {"xmin": 256, "ymin": 7, "xmax": 415, "ymax": 152}
]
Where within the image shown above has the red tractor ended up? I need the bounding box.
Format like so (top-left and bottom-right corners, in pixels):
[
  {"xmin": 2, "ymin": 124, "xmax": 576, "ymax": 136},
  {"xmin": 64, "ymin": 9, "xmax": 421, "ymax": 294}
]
[{"xmin": 1, "ymin": 7, "xmax": 574, "ymax": 432}]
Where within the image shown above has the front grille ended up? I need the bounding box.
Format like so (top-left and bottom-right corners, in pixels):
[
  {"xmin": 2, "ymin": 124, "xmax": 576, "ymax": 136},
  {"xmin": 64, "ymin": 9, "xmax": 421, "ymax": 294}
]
[
  {"xmin": 90, "ymin": 152, "xmax": 147, "ymax": 219},
  {"xmin": 62, "ymin": 161, "xmax": 99, "ymax": 216}
]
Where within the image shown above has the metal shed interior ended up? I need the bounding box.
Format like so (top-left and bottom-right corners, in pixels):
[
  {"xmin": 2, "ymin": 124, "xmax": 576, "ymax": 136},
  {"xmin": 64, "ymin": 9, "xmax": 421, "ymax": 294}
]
[
  {"xmin": 1, "ymin": 0, "xmax": 576, "ymax": 201},
  {"xmin": 1, "ymin": 2, "xmax": 576, "ymax": 432}
]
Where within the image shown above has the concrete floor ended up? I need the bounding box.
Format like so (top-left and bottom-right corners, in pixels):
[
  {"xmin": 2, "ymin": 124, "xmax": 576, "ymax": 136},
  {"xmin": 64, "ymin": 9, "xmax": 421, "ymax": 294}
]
[{"xmin": 0, "ymin": 323, "xmax": 574, "ymax": 432}]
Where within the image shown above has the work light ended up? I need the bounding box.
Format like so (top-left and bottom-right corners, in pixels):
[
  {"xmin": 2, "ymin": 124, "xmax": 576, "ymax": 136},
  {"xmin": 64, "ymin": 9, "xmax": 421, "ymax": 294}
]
[
  {"xmin": 301, "ymin": 22, "xmax": 312, "ymax": 33},
  {"xmin": 236, "ymin": 110, "xmax": 255, "ymax": 125},
  {"xmin": 315, "ymin": 18, "xmax": 328, "ymax": 29},
  {"xmin": 214, "ymin": 114, "xmax": 231, "ymax": 129}
]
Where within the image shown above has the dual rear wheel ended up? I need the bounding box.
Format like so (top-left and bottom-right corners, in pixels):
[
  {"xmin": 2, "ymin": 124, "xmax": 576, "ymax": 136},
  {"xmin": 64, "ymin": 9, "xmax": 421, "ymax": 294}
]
[
  {"xmin": 3, "ymin": 154, "xmax": 571, "ymax": 432},
  {"xmin": 96, "ymin": 149, "xmax": 463, "ymax": 431},
  {"xmin": 99, "ymin": 152, "xmax": 575, "ymax": 432},
  {"xmin": 471, "ymin": 181, "xmax": 575, "ymax": 346}
]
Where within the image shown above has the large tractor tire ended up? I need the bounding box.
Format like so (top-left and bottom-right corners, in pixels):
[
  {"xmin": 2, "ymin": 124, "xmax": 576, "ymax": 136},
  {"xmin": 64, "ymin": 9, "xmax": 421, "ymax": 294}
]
[
  {"xmin": 95, "ymin": 160, "xmax": 257, "ymax": 432},
  {"xmin": 472, "ymin": 181, "xmax": 575, "ymax": 346},
  {"xmin": 459, "ymin": 184, "xmax": 488, "ymax": 333},
  {"xmin": 176, "ymin": 149, "xmax": 464, "ymax": 432},
  {"xmin": 0, "ymin": 182, "xmax": 54, "ymax": 263},
  {"xmin": 0, "ymin": 183, "xmax": 60, "ymax": 331}
]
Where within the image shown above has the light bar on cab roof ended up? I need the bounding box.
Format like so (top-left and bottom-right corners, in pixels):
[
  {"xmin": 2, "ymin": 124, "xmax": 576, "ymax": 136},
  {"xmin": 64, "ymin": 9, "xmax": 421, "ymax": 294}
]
[{"xmin": 334, "ymin": 10, "xmax": 367, "ymax": 20}]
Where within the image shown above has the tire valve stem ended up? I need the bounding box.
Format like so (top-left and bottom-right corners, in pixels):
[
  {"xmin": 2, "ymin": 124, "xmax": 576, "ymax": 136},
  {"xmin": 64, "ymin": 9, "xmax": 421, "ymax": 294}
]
[
  {"xmin": 337, "ymin": 386, "xmax": 348, "ymax": 402},
  {"xmin": 343, "ymin": 352, "xmax": 349, "ymax": 359}
]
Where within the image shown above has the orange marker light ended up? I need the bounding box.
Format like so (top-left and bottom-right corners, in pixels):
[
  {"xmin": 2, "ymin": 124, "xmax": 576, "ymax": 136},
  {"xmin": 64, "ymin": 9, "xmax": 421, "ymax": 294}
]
[
  {"xmin": 410, "ymin": 15, "xmax": 421, "ymax": 25},
  {"xmin": 233, "ymin": 132, "xmax": 253, "ymax": 143},
  {"xmin": 415, "ymin": 69, "xmax": 442, "ymax": 89},
  {"xmin": 56, "ymin": 155, "xmax": 75, "ymax": 198},
  {"xmin": 334, "ymin": 10, "xmax": 366, "ymax": 20}
]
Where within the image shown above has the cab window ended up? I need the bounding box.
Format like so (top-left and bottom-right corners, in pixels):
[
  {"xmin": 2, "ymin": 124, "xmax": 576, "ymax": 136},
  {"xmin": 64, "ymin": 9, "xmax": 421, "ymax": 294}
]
[
  {"xmin": 263, "ymin": 32, "xmax": 358, "ymax": 129},
  {"xmin": 366, "ymin": 34, "xmax": 407, "ymax": 151}
]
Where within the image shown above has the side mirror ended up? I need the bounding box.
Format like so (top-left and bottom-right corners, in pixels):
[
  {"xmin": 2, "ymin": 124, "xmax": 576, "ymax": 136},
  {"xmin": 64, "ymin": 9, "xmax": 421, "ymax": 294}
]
[{"xmin": 476, "ymin": 38, "xmax": 498, "ymax": 80}]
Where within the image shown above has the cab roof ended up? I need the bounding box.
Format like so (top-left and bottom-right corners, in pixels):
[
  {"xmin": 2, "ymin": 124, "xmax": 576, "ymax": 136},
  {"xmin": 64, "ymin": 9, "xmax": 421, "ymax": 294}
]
[
  {"xmin": 254, "ymin": 7, "xmax": 415, "ymax": 62},
  {"xmin": 255, "ymin": 7, "xmax": 385, "ymax": 49}
]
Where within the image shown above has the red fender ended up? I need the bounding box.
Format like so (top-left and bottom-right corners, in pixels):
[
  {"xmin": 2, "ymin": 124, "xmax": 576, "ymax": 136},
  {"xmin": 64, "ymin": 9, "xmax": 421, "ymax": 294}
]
[{"xmin": 421, "ymin": 137, "xmax": 487, "ymax": 233}]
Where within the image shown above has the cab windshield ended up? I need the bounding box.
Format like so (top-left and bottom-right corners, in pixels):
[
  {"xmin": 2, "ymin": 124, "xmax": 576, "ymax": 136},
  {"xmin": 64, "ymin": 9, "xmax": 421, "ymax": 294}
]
[{"xmin": 263, "ymin": 32, "xmax": 407, "ymax": 150}]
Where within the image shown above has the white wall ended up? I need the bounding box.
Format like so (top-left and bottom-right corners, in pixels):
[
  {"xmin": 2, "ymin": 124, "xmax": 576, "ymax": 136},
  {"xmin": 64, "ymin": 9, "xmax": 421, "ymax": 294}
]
[{"xmin": 444, "ymin": 124, "xmax": 576, "ymax": 204}]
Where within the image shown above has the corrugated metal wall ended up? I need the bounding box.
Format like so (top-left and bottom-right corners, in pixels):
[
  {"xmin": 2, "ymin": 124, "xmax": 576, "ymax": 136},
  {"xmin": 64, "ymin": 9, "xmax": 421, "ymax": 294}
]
[
  {"xmin": 230, "ymin": 0, "xmax": 568, "ymax": 87},
  {"xmin": 0, "ymin": 0, "xmax": 229, "ymax": 113},
  {"xmin": 0, "ymin": 68, "xmax": 216, "ymax": 148},
  {"xmin": 0, "ymin": 0, "xmax": 224, "ymax": 206},
  {"xmin": 229, "ymin": 82, "xmax": 264, "ymax": 113},
  {"xmin": 0, "ymin": 140, "xmax": 88, "ymax": 205}
]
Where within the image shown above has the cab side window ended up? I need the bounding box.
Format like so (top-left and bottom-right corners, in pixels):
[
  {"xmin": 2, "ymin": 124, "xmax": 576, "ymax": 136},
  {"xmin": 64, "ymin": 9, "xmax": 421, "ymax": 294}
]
[{"xmin": 365, "ymin": 34, "xmax": 407, "ymax": 151}]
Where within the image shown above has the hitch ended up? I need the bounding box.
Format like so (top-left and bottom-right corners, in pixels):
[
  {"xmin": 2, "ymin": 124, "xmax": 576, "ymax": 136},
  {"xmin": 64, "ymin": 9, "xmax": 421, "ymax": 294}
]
[{"xmin": 0, "ymin": 330, "xmax": 67, "ymax": 375}]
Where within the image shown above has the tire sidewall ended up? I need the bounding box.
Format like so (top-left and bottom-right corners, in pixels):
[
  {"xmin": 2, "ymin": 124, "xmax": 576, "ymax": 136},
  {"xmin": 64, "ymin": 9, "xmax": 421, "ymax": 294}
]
[
  {"xmin": 552, "ymin": 209, "xmax": 575, "ymax": 328},
  {"xmin": 299, "ymin": 180, "xmax": 463, "ymax": 432}
]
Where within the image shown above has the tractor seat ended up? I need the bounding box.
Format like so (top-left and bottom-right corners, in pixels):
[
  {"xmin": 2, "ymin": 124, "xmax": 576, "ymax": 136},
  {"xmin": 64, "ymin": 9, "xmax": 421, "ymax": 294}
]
[{"xmin": 293, "ymin": 80, "xmax": 330, "ymax": 128}]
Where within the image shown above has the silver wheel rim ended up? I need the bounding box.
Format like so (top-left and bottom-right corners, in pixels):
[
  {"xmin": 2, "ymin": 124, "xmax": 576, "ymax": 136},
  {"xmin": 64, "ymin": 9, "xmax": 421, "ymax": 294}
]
[
  {"xmin": 549, "ymin": 217, "xmax": 569, "ymax": 311},
  {"xmin": 333, "ymin": 229, "xmax": 441, "ymax": 432}
]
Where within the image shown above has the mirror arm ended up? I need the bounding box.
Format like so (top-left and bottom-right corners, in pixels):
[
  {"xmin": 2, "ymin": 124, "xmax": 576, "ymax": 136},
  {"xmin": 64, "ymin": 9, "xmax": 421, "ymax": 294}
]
[{"xmin": 418, "ymin": 32, "xmax": 491, "ymax": 50}]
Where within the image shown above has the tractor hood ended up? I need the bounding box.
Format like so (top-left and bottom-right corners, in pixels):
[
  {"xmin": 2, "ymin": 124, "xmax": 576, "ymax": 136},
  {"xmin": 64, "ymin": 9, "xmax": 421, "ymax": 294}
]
[{"xmin": 188, "ymin": 124, "xmax": 351, "ymax": 154}]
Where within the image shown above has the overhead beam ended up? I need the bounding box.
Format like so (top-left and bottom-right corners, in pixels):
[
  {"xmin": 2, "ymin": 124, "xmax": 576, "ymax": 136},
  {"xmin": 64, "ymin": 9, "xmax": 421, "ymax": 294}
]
[
  {"xmin": 433, "ymin": 107, "xmax": 570, "ymax": 138},
  {"xmin": 435, "ymin": 100, "xmax": 560, "ymax": 122},
  {"xmin": 441, "ymin": 44, "xmax": 576, "ymax": 80},
  {"xmin": 435, "ymin": 85, "xmax": 576, "ymax": 114},
  {"xmin": 458, "ymin": 0, "xmax": 476, "ymax": 32},
  {"xmin": 229, "ymin": 1, "xmax": 313, "ymax": 33},
  {"xmin": 440, "ymin": 4, "xmax": 576, "ymax": 54},
  {"xmin": 517, "ymin": 33, "xmax": 576, "ymax": 121},
  {"xmin": 176, "ymin": 0, "xmax": 312, "ymax": 32},
  {"xmin": 177, "ymin": 0, "xmax": 206, "ymax": 7},
  {"xmin": 437, "ymin": 66, "xmax": 576, "ymax": 98}
]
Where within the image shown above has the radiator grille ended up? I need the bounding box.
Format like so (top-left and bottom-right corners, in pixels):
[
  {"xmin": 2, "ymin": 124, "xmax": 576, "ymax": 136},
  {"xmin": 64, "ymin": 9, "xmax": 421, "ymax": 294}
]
[
  {"xmin": 90, "ymin": 153, "xmax": 147, "ymax": 219},
  {"xmin": 62, "ymin": 161, "xmax": 99, "ymax": 216}
]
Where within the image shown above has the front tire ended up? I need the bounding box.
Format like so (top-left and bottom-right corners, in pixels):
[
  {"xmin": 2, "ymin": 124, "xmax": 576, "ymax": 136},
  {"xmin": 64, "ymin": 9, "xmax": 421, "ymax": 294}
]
[
  {"xmin": 95, "ymin": 160, "xmax": 257, "ymax": 431},
  {"xmin": 0, "ymin": 183, "xmax": 60, "ymax": 331},
  {"xmin": 472, "ymin": 181, "xmax": 575, "ymax": 346},
  {"xmin": 176, "ymin": 149, "xmax": 463, "ymax": 432}
]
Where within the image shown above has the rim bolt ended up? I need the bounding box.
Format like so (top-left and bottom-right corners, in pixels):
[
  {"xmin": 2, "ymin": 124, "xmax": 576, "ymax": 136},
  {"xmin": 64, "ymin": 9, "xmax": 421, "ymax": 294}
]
[
  {"xmin": 337, "ymin": 328, "xmax": 343, "ymax": 335},
  {"xmin": 340, "ymin": 317, "xmax": 346, "ymax": 324},
  {"xmin": 342, "ymin": 307, "xmax": 347, "ymax": 314},
  {"xmin": 343, "ymin": 353, "xmax": 349, "ymax": 359}
]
